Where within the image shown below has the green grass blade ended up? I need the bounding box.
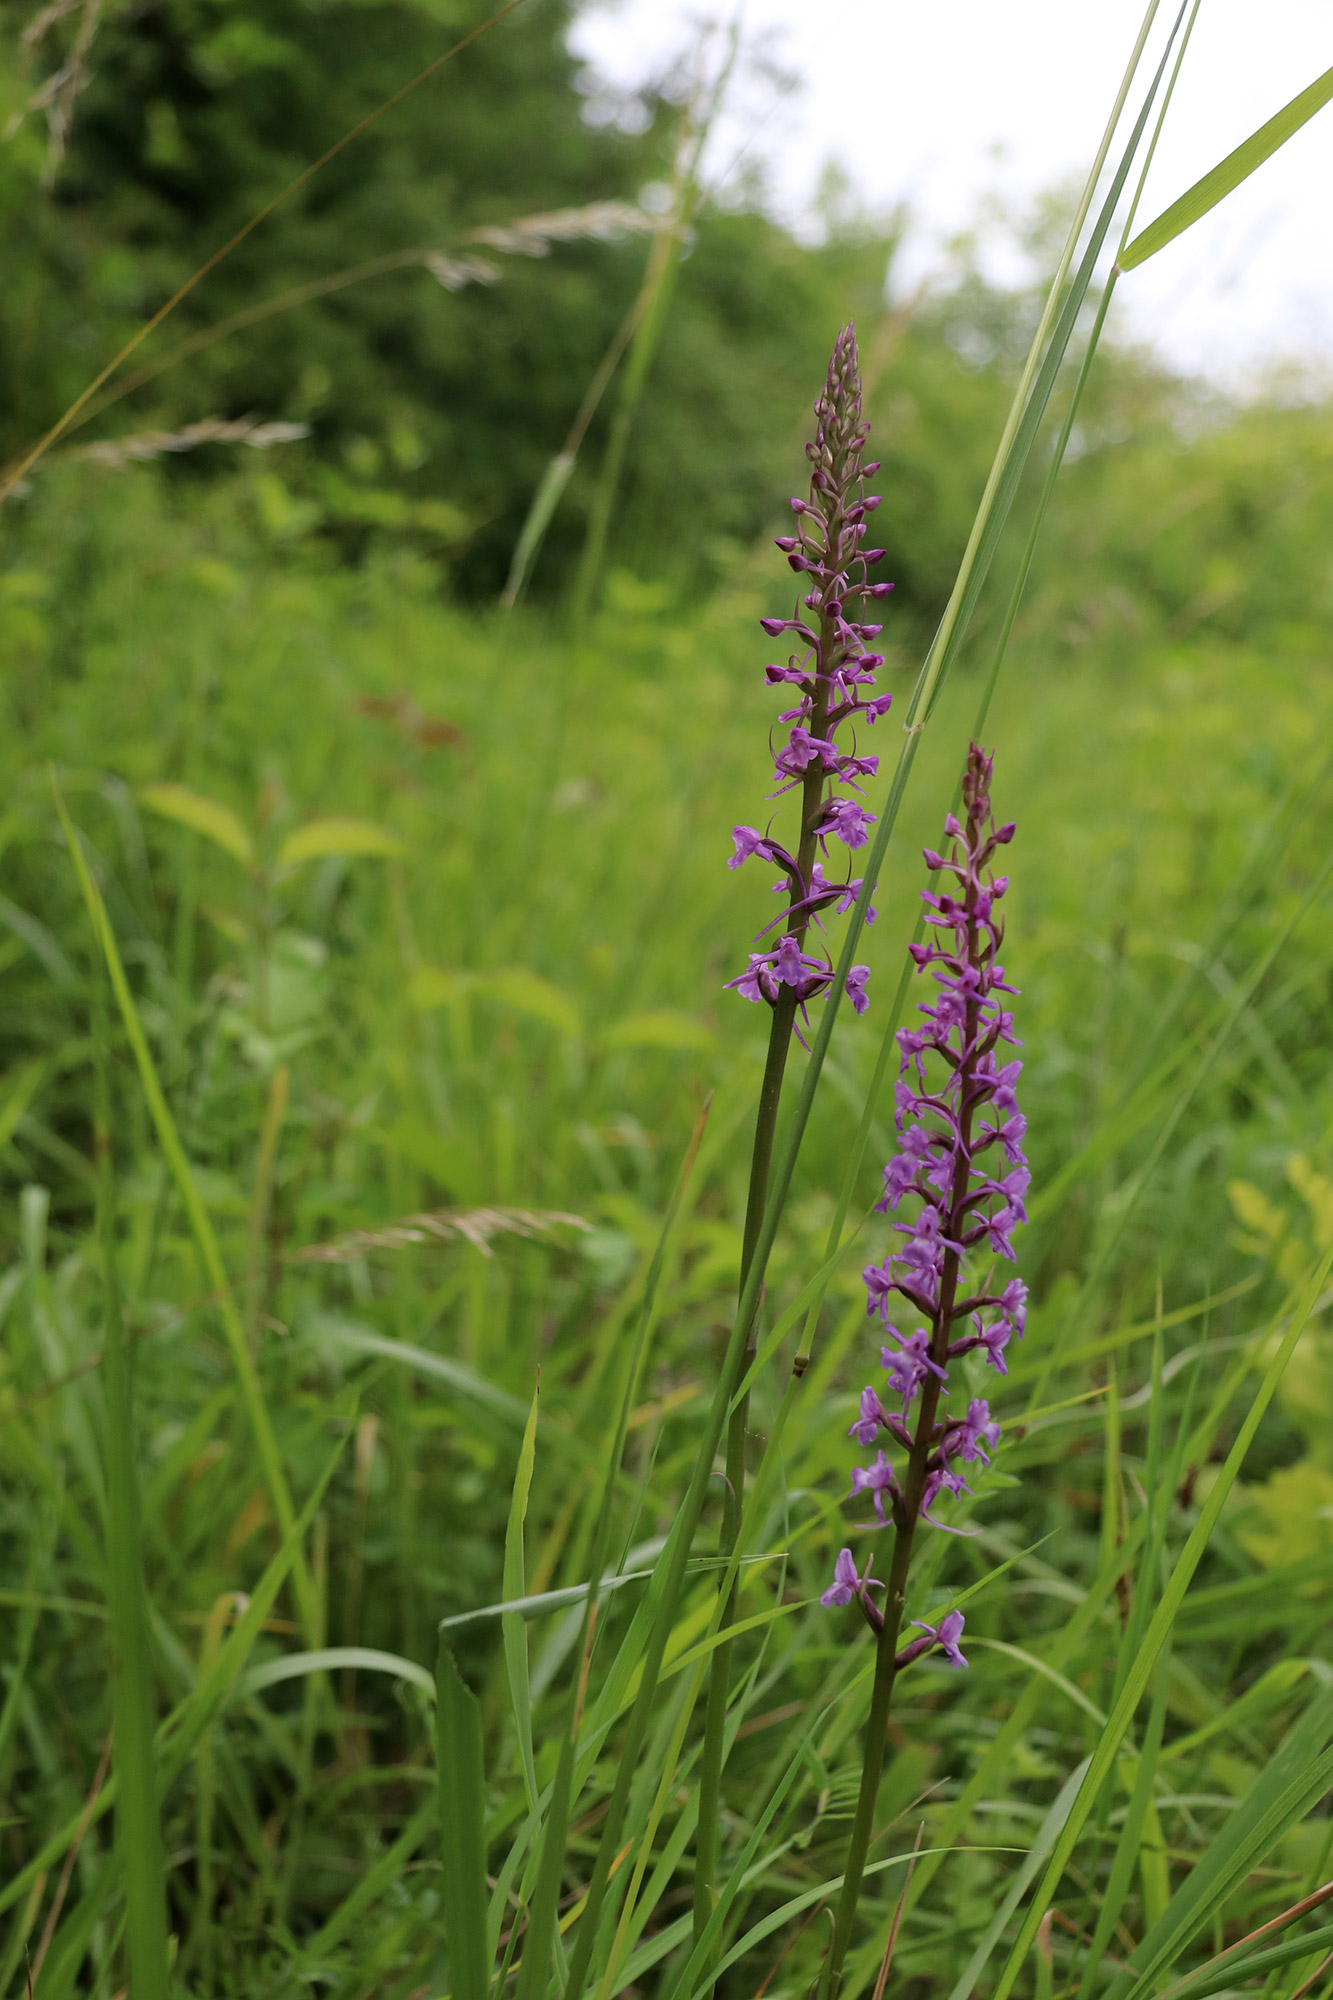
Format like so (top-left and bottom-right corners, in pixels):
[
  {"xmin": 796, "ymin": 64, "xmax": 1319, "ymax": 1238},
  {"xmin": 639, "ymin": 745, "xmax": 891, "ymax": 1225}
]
[
  {"xmin": 1158, "ymin": 1921, "xmax": 1333, "ymax": 2000},
  {"xmin": 946, "ymin": 1759, "xmax": 1093, "ymax": 2000},
  {"xmin": 1075, "ymin": 1657, "xmax": 1171, "ymax": 1999},
  {"xmin": 0, "ymin": 1430, "xmax": 345, "ymax": 1924},
  {"xmin": 513, "ymin": 1099, "xmax": 709, "ymax": 2000},
  {"xmin": 52, "ymin": 775, "xmax": 316, "ymax": 1643},
  {"xmin": 1119, "ymin": 63, "xmax": 1333, "ymax": 270},
  {"xmin": 293, "ymin": 1795, "xmax": 439, "ymax": 1972},
  {"xmin": 502, "ymin": 451, "xmax": 577, "ymax": 610},
  {"xmin": 504, "ymin": 1381, "xmax": 542, "ymax": 1812},
  {"xmin": 907, "ymin": 0, "xmax": 1186, "ymax": 728},
  {"xmin": 990, "ymin": 1239, "xmax": 1333, "ymax": 2000},
  {"xmin": 92, "ymin": 983, "xmax": 170, "ymax": 2000},
  {"xmin": 1104, "ymin": 1681, "xmax": 1333, "ymax": 2000},
  {"xmin": 239, "ymin": 1646, "xmax": 435, "ymax": 1699},
  {"xmin": 438, "ymin": 1640, "xmax": 490, "ymax": 2000},
  {"xmin": 158, "ymin": 1430, "xmax": 348, "ymax": 1790}
]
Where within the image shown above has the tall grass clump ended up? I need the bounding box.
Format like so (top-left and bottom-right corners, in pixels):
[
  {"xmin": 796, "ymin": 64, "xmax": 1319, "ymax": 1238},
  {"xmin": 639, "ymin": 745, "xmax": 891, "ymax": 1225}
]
[{"xmin": 6, "ymin": 1, "xmax": 1333, "ymax": 1996}]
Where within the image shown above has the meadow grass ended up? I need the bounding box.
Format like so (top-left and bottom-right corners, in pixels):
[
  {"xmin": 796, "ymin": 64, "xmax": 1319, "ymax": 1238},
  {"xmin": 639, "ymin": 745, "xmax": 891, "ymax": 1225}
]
[{"xmin": 2, "ymin": 412, "xmax": 1333, "ymax": 1994}]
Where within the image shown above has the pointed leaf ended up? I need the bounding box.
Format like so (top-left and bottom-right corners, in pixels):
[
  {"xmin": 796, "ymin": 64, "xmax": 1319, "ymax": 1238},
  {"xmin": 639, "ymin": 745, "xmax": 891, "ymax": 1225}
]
[
  {"xmin": 1119, "ymin": 63, "xmax": 1333, "ymax": 270},
  {"xmin": 278, "ymin": 816, "xmax": 405, "ymax": 865},
  {"xmin": 139, "ymin": 783, "xmax": 254, "ymax": 866},
  {"xmin": 503, "ymin": 1381, "xmax": 541, "ymax": 1812},
  {"xmin": 437, "ymin": 1641, "xmax": 489, "ymax": 2000}
]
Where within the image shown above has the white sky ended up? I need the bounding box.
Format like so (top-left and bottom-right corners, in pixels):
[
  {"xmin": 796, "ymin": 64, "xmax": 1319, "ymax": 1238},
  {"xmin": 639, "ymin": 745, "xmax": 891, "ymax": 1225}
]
[{"xmin": 571, "ymin": 0, "xmax": 1333, "ymax": 389}]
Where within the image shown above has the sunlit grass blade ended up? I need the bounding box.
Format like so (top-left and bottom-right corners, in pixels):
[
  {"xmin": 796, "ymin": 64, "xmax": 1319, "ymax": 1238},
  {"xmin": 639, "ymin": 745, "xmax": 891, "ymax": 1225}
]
[{"xmin": 1119, "ymin": 62, "xmax": 1333, "ymax": 270}]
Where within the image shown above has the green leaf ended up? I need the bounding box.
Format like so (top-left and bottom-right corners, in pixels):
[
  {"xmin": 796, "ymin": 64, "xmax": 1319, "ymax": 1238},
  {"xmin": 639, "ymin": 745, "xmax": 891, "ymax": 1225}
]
[
  {"xmin": 503, "ymin": 1381, "xmax": 541, "ymax": 1813},
  {"xmin": 1119, "ymin": 63, "xmax": 1333, "ymax": 270},
  {"xmin": 437, "ymin": 1641, "xmax": 489, "ymax": 2000},
  {"xmin": 602, "ymin": 1011, "xmax": 714, "ymax": 1053},
  {"xmin": 139, "ymin": 782, "xmax": 254, "ymax": 866},
  {"xmin": 277, "ymin": 815, "xmax": 405, "ymax": 865}
]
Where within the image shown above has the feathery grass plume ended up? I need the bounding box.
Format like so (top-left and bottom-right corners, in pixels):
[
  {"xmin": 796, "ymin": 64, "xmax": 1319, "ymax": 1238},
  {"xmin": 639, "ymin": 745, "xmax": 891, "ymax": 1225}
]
[{"xmin": 824, "ymin": 742, "xmax": 1027, "ymax": 1982}]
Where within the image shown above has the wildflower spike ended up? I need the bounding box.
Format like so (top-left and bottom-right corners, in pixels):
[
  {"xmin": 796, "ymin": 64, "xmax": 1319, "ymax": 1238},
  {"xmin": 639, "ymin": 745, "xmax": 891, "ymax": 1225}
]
[
  {"xmin": 825, "ymin": 742, "xmax": 1027, "ymax": 1673},
  {"xmin": 725, "ymin": 323, "xmax": 892, "ymax": 1033}
]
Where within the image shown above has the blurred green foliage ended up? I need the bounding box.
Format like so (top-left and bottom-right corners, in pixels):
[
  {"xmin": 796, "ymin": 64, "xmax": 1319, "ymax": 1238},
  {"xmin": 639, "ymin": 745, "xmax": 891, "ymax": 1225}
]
[{"xmin": 0, "ymin": 0, "xmax": 909, "ymax": 597}]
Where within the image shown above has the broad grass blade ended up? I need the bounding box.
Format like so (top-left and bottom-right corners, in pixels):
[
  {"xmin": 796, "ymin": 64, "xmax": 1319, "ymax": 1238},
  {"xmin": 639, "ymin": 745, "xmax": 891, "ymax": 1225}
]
[
  {"xmin": 504, "ymin": 1381, "xmax": 542, "ymax": 1812},
  {"xmin": 438, "ymin": 1640, "xmax": 491, "ymax": 2000},
  {"xmin": 1119, "ymin": 63, "xmax": 1333, "ymax": 270},
  {"xmin": 92, "ymin": 983, "xmax": 170, "ymax": 2000}
]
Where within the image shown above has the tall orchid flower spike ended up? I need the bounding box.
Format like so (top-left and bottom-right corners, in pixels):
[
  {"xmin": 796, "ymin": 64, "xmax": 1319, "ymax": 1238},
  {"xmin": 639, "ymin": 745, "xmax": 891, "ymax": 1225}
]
[
  {"xmin": 694, "ymin": 324, "xmax": 896, "ymax": 1960},
  {"xmin": 825, "ymin": 742, "xmax": 1027, "ymax": 1681},
  {"xmin": 725, "ymin": 322, "xmax": 893, "ymax": 1037}
]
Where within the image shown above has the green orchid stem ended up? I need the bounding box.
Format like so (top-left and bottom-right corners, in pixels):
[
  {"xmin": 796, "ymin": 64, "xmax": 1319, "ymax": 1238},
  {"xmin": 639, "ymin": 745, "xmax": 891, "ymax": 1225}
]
[
  {"xmin": 694, "ymin": 600, "xmax": 838, "ymax": 1955},
  {"xmin": 692, "ymin": 985, "xmax": 796, "ymax": 1945}
]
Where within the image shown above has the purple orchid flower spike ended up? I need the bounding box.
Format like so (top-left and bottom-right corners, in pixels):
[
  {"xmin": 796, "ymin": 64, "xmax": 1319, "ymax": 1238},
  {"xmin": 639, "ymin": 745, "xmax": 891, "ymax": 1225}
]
[
  {"xmin": 824, "ymin": 744, "xmax": 1028, "ymax": 1665},
  {"xmin": 726, "ymin": 323, "xmax": 893, "ymax": 1031}
]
